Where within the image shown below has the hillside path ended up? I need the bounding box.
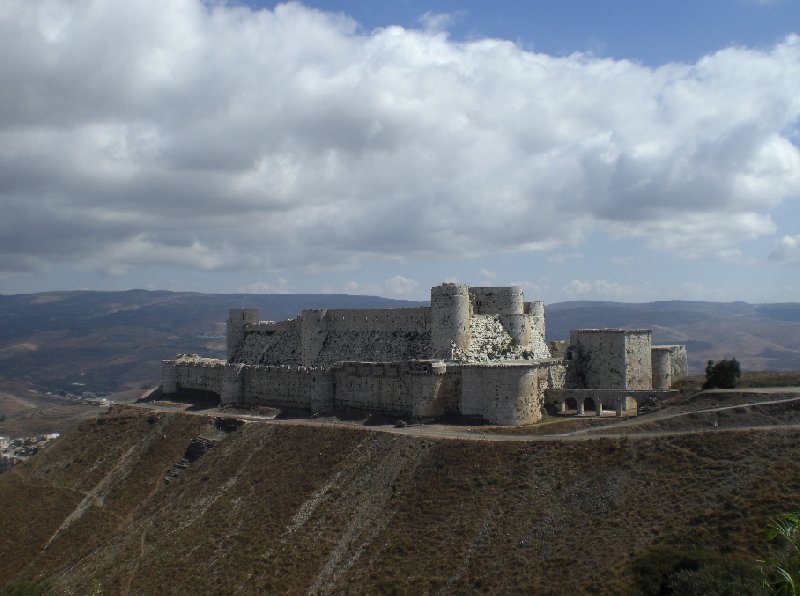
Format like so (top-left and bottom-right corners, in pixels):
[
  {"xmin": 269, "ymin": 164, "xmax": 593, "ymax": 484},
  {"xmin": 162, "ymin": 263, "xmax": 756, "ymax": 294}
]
[{"xmin": 125, "ymin": 388, "xmax": 800, "ymax": 443}]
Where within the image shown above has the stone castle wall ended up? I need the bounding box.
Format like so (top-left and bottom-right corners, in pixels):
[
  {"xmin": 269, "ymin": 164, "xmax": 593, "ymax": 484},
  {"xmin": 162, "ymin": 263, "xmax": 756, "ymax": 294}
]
[
  {"xmin": 333, "ymin": 360, "xmax": 459, "ymax": 418},
  {"xmin": 568, "ymin": 329, "xmax": 653, "ymax": 390},
  {"xmin": 243, "ymin": 365, "xmax": 335, "ymax": 412},
  {"xmin": 237, "ymin": 319, "xmax": 302, "ymax": 365},
  {"xmin": 569, "ymin": 330, "xmax": 627, "ymax": 389},
  {"xmin": 160, "ymin": 284, "xmax": 687, "ymax": 425},
  {"xmin": 230, "ymin": 284, "xmax": 549, "ymax": 367},
  {"xmin": 460, "ymin": 362, "xmax": 554, "ymax": 425},
  {"xmin": 164, "ymin": 356, "xmax": 226, "ymax": 395}
]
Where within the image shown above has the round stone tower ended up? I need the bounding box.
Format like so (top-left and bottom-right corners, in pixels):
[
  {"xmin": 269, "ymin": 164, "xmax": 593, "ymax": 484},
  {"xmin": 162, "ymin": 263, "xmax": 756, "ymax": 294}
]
[
  {"xmin": 470, "ymin": 286, "xmax": 524, "ymax": 315},
  {"xmin": 651, "ymin": 347, "xmax": 673, "ymax": 390},
  {"xmin": 527, "ymin": 300, "xmax": 545, "ymax": 337},
  {"xmin": 431, "ymin": 283, "xmax": 471, "ymax": 359}
]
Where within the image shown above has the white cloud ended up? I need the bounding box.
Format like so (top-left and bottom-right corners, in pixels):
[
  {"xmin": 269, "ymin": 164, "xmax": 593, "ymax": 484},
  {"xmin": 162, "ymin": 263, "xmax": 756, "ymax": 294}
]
[
  {"xmin": 770, "ymin": 234, "xmax": 800, "ymax": 263},
  {"xmin": 563, "ymin": 279, "xmax": 631, "ymax": 301},
  {"xmin": 0, "ymin": 1, "xmax": 799, "ymax": 280},
  {"xmin": 510, "ymin": 280, "xmax": 545, "ymax": 297},
  {"xmin": 417, "ymin": 11, "xmax": 462, "ymax": 32},
  {"xmin": 321, "ymin": 275, "xmax": 422, "ymax": 298},
  {"xmin": 478, "ymin": 268, "xmax": 497, "ymax": 279},
  {"xmin": 384, "ymin": 275, "xmax": 419, "ymax": 296},
  {"xmin": 562, "ymin": 278, "xmax": 662, "ymax": 301}
]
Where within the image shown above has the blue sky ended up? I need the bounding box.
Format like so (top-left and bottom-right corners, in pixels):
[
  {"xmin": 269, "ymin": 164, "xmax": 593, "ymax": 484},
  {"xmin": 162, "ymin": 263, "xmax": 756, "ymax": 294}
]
[
  {"xmin": 0, "ymin": 0, "xmax": 799, "ymax": 302},
  {"xmin": 250, "ymin": 0, "xmax": 798, "ymax": 65}
]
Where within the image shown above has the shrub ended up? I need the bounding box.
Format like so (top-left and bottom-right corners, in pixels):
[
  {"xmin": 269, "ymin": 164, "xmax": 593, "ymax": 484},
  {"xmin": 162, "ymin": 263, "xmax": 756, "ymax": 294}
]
[{"xmin": 703, "ymin": 359, "xmax": 741, "ymax": 390}]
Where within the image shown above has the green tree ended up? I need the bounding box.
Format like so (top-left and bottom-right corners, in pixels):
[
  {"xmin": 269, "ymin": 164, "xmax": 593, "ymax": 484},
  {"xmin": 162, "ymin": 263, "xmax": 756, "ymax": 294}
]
[{"xmin": 703, "ymin": 358, "xmax": 741, "ymax": 389}]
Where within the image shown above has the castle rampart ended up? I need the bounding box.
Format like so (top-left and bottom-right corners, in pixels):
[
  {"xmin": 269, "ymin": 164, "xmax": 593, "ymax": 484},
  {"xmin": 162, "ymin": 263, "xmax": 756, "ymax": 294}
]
[{"xmin": 161, "ymin": 284, "xmax": 687, "ymax": 425}]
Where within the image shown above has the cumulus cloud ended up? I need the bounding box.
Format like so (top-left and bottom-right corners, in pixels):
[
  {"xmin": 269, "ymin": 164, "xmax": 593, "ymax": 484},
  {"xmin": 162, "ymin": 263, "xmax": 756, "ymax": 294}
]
[
  {"xmin": 563, "ymin": 279, "xmax": 632, "ymax": 301},
  {"xmin": 770, "ymin": 235, "xmax": 800, "ymax": 263},
  {"xmin": 1, "ymin": 0, "xmax": 799, "ymax": 279}
]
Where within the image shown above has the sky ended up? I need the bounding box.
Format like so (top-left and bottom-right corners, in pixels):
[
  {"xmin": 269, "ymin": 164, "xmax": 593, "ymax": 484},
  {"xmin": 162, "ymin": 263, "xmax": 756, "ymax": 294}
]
[{"xmin": 1, "ymin": 0, "xmax": 799, "ymax": 303}]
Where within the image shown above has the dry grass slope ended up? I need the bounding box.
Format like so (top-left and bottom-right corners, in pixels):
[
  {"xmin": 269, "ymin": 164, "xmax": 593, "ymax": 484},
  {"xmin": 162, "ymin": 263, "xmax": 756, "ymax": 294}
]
[{"xmin": 1, "ymin": 406, "xmax": 799, "ymax": 594}]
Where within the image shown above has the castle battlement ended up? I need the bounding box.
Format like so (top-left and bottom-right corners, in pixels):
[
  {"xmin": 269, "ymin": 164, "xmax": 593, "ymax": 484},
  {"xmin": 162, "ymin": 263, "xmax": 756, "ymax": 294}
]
[{"xmin": 161, "ymin": 283, "xmax": 688, "ymax": 425}]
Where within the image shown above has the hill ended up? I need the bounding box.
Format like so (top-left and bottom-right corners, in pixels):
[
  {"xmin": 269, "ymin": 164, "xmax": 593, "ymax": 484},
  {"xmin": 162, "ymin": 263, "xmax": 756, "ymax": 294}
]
[
  {"xmin": 1, "ymin": 404, "xmax": 799, "ymax": 594},
  {"xmin": 546, "ymin": 300, "xmax": 800, "ymax": 373}
]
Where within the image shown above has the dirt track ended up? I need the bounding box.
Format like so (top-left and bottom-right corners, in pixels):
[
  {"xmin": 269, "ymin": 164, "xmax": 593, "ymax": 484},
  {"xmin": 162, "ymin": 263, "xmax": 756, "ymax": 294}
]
[{"xmin": 126, "ymin": 387, "xmax": 800, "ymax": 444}]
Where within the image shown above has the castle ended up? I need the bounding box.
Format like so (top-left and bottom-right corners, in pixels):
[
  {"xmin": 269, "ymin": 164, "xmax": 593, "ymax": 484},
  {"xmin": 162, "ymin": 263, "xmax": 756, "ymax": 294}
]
[{"xmin": 161, "ymin": 283, "xmax": 688, "ymax": 425}]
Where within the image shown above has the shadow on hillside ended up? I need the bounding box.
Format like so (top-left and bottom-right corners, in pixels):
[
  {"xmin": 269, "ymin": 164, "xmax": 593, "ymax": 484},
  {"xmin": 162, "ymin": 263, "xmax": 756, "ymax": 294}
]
[{"xmin": 136, "ymin": 387, "xmax": 221, "ymax": 411}]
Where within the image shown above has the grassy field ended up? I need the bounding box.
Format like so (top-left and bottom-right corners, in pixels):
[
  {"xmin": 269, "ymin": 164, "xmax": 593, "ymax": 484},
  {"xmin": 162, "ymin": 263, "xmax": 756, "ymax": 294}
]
[{"xmin": 1, "ymin": 404, "xmax": 799, "ymax": 594}]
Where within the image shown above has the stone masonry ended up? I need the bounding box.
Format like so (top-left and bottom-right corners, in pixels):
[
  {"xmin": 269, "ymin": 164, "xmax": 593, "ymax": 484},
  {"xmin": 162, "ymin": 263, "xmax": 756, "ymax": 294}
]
[{"xmin": 162, "ymin": 283, "xmax": 688, "ymax": 425}]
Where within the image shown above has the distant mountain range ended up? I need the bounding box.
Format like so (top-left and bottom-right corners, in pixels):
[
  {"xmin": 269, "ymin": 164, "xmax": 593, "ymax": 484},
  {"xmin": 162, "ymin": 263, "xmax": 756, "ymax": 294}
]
[{"xmin": 0, "ymin": 290, "xmax": 798, "ymax": 395}]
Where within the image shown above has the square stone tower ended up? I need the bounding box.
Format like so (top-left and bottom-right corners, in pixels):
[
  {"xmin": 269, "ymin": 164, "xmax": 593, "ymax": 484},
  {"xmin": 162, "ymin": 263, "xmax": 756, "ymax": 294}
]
[{"xmin": 568, "ymin": 329, "xmax": 653, "ymax": 390}]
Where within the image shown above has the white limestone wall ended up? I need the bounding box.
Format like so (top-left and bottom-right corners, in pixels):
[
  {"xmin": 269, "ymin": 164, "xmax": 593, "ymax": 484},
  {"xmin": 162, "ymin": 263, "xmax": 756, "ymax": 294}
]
[
  {"xmin": 460, "ymin": 363, "xmax": 549, "ymax": 425},
  {"xmin": 454, "ymin": 315, "xmax": 547, "ymax": 362}
]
